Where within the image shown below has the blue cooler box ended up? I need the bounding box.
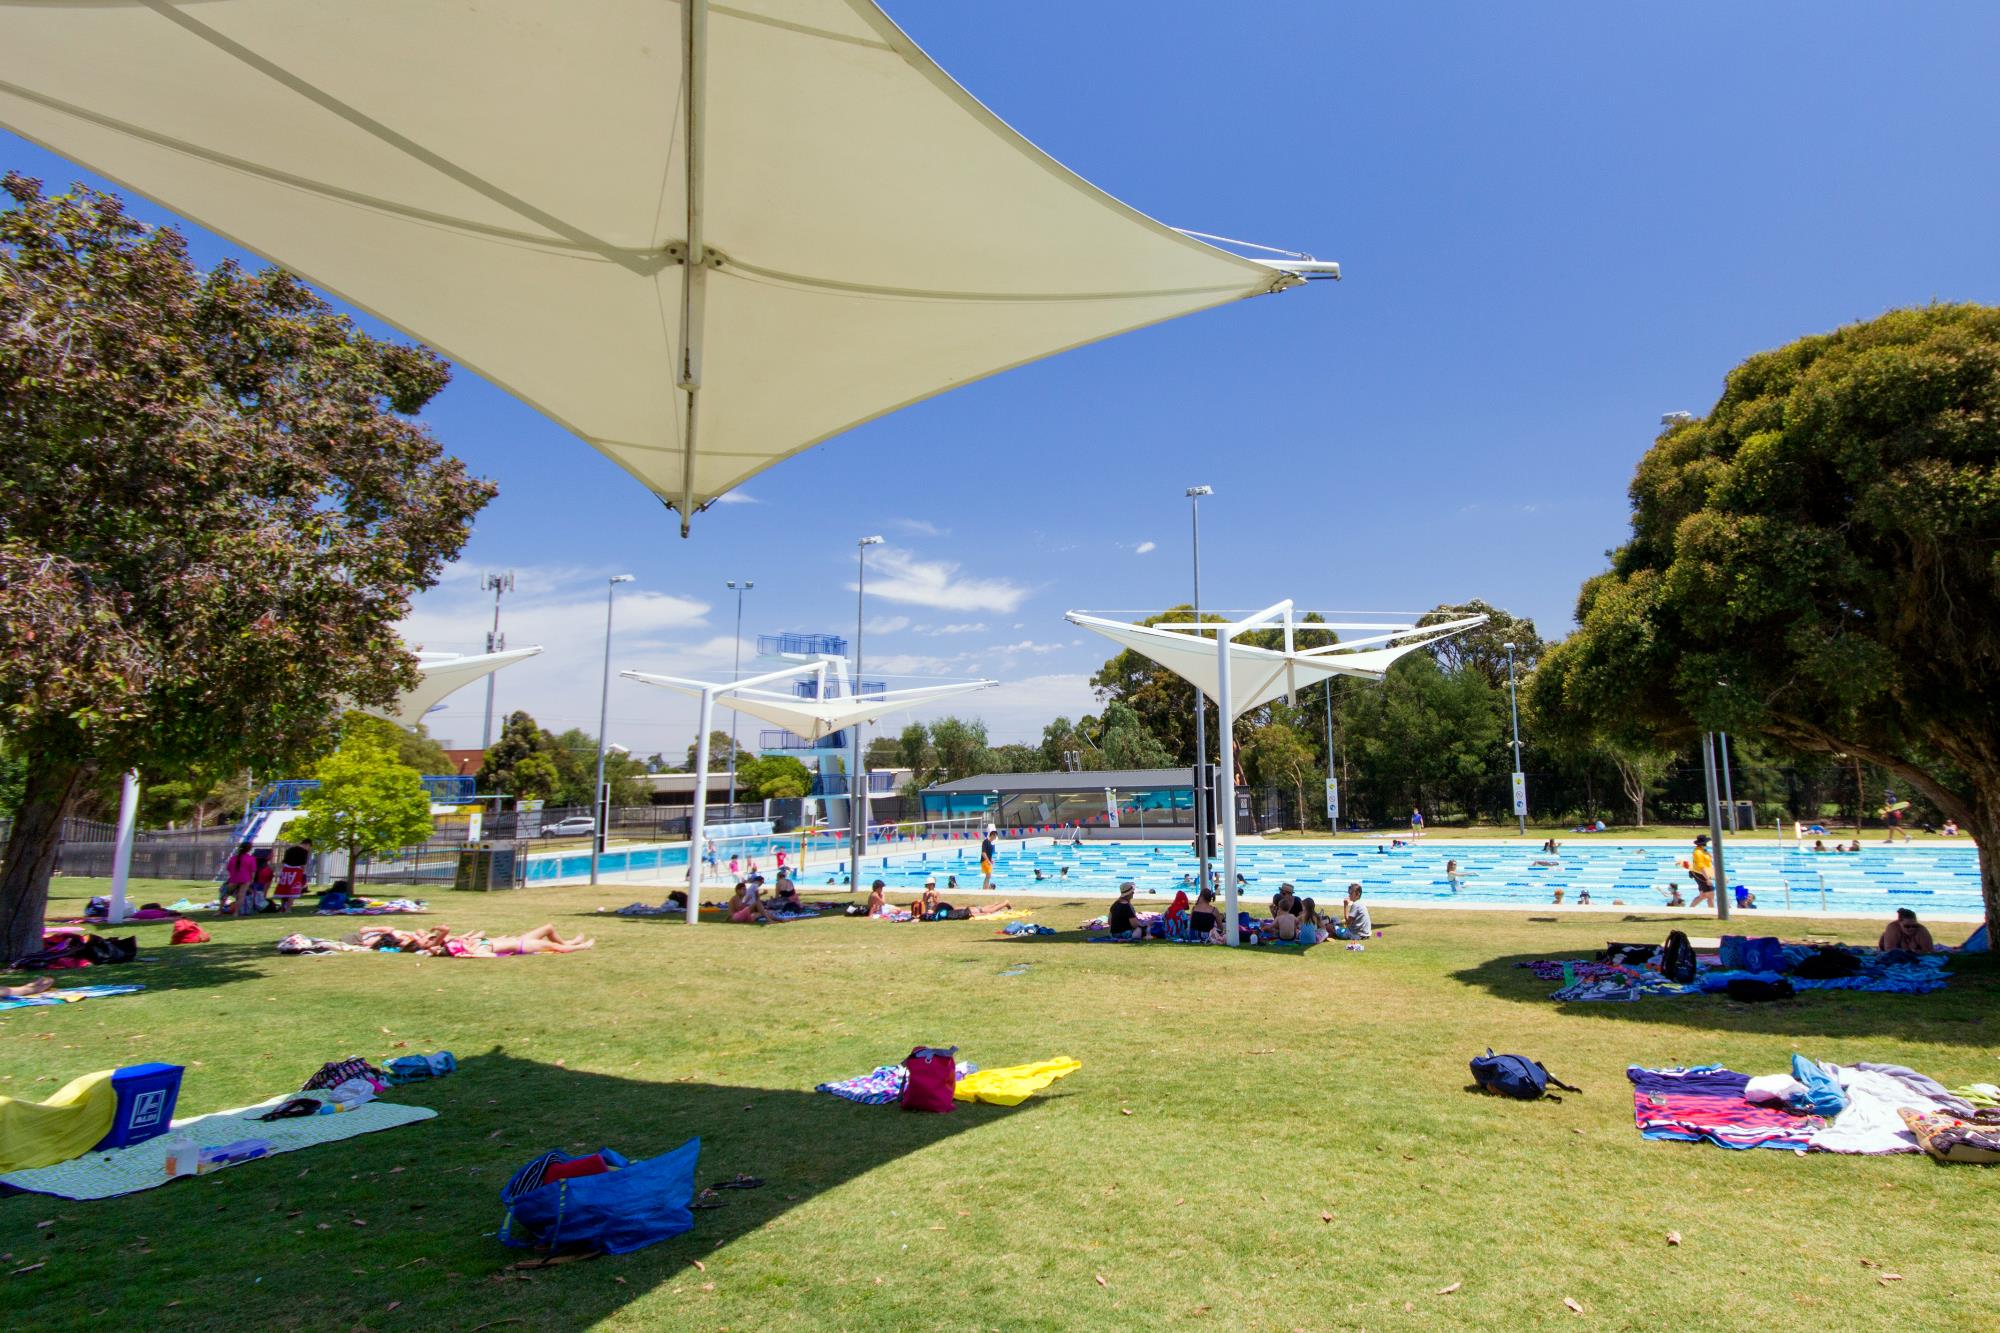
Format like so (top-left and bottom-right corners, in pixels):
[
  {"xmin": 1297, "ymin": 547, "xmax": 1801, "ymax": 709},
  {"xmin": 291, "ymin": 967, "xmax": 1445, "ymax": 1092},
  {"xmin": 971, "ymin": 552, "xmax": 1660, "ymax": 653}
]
[{"xmin": 94, "ymin": 1062, "xmax": 184, "ymax": 1150}]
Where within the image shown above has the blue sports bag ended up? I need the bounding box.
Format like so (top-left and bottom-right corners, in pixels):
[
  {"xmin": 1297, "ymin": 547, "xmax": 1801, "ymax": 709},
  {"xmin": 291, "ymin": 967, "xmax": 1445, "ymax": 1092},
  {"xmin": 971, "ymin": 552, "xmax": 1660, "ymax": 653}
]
[{"xmin": 499, "ymin": 1138, "xmax": 700, "ymax": 1254}]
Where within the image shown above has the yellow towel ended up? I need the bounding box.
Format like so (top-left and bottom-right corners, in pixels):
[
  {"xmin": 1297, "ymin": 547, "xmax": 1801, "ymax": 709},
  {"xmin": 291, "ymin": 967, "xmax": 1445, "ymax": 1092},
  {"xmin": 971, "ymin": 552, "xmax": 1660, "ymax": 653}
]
[
  {"xmin": 954, "ymin": 1057, "xmax": 1081, "ymax": 1106},
  {"xmin": 0, "ymin": 1069, "xmax": 118, "ymax": 1172}
]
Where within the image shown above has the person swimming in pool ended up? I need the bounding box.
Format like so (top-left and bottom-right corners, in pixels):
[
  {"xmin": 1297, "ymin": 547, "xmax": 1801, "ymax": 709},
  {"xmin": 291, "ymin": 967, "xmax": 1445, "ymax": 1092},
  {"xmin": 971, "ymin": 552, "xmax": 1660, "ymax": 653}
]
[{"xmin": 1445, "ymin": 859, "xmax": 1463, "ymax": 894}]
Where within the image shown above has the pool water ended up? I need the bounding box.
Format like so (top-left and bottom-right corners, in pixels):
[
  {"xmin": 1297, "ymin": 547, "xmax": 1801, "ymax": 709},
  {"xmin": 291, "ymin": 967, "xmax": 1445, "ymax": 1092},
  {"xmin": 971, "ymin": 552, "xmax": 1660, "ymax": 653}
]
[{"xmin": 852, "ymin": 838, "xmax": 1987, "ymax": 919}]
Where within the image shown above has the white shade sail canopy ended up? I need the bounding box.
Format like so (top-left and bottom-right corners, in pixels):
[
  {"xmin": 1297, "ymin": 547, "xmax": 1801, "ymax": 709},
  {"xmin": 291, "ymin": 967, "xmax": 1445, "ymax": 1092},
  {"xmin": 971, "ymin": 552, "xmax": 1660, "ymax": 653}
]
[
  {"xmin": 0, "ymin": 0, "xmax": 1333, "ymax": 531},
  {"xmin": 622, "ymin": 670, "xmax": 994, "ymax": 740},
  {"xmin": 1066, "ymin": 610, "xmax": 1488, "ymax": 720},
  {"xmin": 376, "ymin": 646, "xmax": 544, "ymax": 730}
]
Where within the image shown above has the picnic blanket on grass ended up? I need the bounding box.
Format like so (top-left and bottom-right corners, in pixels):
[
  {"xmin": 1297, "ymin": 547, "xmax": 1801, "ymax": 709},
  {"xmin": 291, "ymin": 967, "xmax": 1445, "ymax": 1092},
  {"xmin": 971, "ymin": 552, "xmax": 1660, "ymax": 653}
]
[
  {"xmin": 0, "ymin": 1094, "xmax": 437, "ymax": 1199},
  {"xmin": 1628, "ymin": 1066, "xmax": 1822, "ymax": 1151},
  {"xmin": 0, "ymin": 984, "xmax": 144, "ymax": 1012}
]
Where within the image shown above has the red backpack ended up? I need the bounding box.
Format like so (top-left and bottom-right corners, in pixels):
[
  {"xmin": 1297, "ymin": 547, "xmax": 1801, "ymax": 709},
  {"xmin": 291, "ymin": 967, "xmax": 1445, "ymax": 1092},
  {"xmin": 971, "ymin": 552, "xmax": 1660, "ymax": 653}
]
[
  {"xmin": 900, "ymin": 1046, "xmax": 958, "ymax": 1113},
  {"xmin": 170, "ymin": 918, "xmax": 210, "ymax": 945}
]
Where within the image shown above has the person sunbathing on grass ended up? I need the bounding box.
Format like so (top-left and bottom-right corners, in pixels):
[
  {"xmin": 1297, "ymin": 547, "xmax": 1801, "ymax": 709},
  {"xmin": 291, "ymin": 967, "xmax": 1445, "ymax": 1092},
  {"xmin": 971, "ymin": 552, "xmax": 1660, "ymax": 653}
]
[
  {"xmin": 429, "ymin": 924, "xmax": 595, "ymax": 956},
  {"xmin": 913, "ymin": 883, "xmax": 1015, "ymax": 921},
  {"xmin": 0, "ymin": 976, "xmax": 55, "ymax": 999},
  {"xmin": 769, "ymin": 882, "xmax": 808, "ymax": 914}
]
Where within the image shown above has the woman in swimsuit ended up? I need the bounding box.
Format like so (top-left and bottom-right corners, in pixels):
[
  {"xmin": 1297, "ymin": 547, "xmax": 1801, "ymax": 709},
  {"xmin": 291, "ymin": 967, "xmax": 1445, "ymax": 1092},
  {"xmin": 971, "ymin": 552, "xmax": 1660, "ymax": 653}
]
[
  {"xmin": 432, "ymin": 924, "xmax": 594, "ymax": 955},
  {"xmin": 1187, "ymin": 887, "xmax": 1219, "ymax": 939},
  {"xmin": 727, "ymin": 880, "xmax": 779, "ymax": 924}
]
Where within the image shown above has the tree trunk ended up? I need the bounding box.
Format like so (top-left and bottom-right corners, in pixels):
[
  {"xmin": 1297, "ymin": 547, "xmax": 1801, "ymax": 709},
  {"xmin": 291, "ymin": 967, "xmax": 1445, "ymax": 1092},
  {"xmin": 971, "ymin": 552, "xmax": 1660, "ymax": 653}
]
[
  {"xmin": 1967, "ymin": 793, "xmax": 2000, "ymax": 941},
  {"xmin": 0, "ymin": 751, "xmax": 85, "ymax": 962}
]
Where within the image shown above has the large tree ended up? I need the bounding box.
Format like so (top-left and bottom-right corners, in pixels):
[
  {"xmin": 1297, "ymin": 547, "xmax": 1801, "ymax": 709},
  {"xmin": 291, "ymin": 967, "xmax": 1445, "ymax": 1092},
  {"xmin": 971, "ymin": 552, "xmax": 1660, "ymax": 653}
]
[
  {"xmin": 0, "ymin": 177, "xmax": 491, "ymax": 957},
  {"xmin": 1533, "ymin": 304, "xmax": 2000, "ymax": 930}
]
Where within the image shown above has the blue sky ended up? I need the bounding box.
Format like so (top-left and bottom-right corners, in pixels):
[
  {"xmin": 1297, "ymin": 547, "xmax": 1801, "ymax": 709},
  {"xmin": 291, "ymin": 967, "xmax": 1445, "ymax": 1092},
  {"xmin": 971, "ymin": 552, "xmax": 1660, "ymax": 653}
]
[{"xmin": 8, "ymin": 2, "xmax": 1999, "ymax": 752}]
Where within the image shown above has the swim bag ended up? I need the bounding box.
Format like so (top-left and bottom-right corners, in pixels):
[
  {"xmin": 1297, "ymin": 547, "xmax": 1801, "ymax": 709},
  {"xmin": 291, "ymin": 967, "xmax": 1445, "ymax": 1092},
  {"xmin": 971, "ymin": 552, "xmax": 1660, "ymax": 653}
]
[
  {"xmin": 901, "ymin": 1046, "xmax": 958, "ymax": 1113},
  {"xmin": 1660, "ymin": 930, "xmax": 1697, "ymax": 983},
  {"xmin": 1470, "ymin": 1049, "xmax": 1580, "ymax": 1101},
  {"xmin": 499, "ymin": 1139, "xmax": 699, "ymax": 1254}
]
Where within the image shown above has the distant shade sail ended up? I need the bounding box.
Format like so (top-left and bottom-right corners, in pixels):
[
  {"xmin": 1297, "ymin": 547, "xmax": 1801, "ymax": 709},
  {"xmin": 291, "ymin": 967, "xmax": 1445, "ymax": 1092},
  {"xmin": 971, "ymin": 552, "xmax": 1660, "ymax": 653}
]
[
  {"xmin": 0, "ymin": 0, "xmax": 1328, "ymax": 530},
  {"xmin": 1065, "ymin": 612, "xmax": 1487, "ymax": 720},
  {"xmin": 375, "ymin": 647, "xmax": 544, "ymax": 730},
  {"xmin": 622, "ymin": 671, "xmax": 993, "ymax": 741}
]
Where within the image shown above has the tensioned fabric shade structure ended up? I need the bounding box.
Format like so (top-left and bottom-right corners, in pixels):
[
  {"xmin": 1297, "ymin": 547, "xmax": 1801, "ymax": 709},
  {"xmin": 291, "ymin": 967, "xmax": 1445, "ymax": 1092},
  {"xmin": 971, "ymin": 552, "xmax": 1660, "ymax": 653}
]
[
  {"xmin": 0, "ymin": 0, "xmax": 1336, "ymax": 531},
  {"xmin": 1064, "ymin": 611, "xmax": 1489, "ymax": 719},
  {"xmin": 1068, "ymin": 603, "xmax": 1488, "ymax": 946},
  {"xmin": 624, "ymin": 666, "xmax": 994, "ymax": 922},
  {"xmin": 379, "ymin": 647, "xmax": 545, "ymax": 730}
]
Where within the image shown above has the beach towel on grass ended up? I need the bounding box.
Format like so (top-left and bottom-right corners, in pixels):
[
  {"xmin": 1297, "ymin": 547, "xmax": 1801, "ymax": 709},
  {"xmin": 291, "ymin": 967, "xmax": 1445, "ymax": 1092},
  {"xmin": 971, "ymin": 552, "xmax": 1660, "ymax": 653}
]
[
  {"xmin": 953, "ymin": 1058, "xmax": 1080, "ymax": 1106},
  {"xmin": 815, "ymin": 1062, "xmax": 976, "ymax": 1105},
  {"xmin": 0, "ymin": 984, "xmax": 143, "ymax": 1012},
  {"xmin": 1627, "ymin": 1066, "xmax": 1821, "ymax": 1151},
  {"xmin": 0, "ymin": 1095, "xmax": 436, "ymax": 1199}
]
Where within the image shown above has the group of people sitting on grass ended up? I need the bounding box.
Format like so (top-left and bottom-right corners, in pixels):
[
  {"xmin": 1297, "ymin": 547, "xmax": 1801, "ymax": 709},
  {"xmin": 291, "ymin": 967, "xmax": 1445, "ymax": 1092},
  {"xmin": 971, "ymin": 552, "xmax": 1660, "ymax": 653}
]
[{"xmin": 1094, "ymin": 880, "xmax": 1373, "ymax": 945}]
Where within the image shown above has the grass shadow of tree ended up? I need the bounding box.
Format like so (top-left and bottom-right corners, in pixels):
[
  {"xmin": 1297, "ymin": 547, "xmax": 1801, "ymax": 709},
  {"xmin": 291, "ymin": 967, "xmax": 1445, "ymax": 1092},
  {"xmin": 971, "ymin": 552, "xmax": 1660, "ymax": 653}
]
[
  {"xmin": 11, "ymin": 1047, "xmax": 1047, "ymax": 1330},
  {"xmin": 1449, "ymin": 949, "xmax": 2000, "ymax": 1046}
]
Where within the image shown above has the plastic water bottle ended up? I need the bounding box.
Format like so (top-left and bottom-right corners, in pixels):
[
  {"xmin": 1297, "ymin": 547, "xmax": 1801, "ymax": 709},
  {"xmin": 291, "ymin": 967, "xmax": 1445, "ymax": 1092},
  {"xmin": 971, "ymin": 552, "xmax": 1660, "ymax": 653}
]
[{"xmin": 162, "ymin": 1132, "xmax": 198, "ymax": 1177}]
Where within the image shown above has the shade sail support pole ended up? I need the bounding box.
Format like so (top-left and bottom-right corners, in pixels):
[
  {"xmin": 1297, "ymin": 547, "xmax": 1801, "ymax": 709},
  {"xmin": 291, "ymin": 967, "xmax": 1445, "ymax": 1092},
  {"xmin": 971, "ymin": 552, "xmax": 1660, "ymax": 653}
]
[
  {"xmin": 1218, "ymin": 624, "xmax": 1238, "ymax": 945},
  {"xmin": 686, "ymin": 686, "xmax": 714, "ymax": 924},
  {"xmin": 675, "ymin": 0, "xmax": 709, "ymax": 532},
  {"xmin": 107, "ymin": 769, "xmax": 139, "ymax": 926}
]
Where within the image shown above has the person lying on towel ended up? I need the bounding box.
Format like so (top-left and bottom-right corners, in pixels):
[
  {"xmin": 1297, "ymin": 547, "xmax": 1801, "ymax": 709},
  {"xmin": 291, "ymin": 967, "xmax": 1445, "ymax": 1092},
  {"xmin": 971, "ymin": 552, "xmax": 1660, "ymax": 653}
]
[{"xmin": 1879, "ymin": 907, "xmax": 1935, "ymax": 954}]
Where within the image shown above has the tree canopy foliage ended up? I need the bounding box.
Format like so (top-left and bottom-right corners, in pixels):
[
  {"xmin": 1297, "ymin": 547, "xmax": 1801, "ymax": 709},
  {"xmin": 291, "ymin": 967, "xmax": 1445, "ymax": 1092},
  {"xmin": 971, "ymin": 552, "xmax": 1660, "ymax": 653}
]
[
  {"xmin": 1532, "ymin": 304, "xmax": 2000, "ymax": 928},
  {"xmin": 0, "ymin": 176, "xmax": 491, "ymax": 955},
  {"xmin": 289, "ymin": 729, "xmax": 435, "ymax": 873},
  {"xmin": 477, "ymin": 710, "xmax": 649, "ymax": 808}
]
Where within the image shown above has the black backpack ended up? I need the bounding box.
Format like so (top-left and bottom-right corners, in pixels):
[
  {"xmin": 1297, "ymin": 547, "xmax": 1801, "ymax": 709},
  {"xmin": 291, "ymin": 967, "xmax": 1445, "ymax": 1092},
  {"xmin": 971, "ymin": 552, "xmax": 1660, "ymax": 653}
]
[{"xmin": 1660, "ymin": 929, "xmax": 1697, "ymax": 983}]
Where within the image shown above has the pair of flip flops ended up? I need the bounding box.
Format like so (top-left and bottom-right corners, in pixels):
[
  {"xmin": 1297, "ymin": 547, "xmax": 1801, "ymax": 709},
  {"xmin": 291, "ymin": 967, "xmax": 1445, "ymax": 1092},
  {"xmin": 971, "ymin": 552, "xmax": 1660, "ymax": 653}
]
[{"xmin": 691, "ymin": 1174, "xmax": 765, "ymax": 1209}]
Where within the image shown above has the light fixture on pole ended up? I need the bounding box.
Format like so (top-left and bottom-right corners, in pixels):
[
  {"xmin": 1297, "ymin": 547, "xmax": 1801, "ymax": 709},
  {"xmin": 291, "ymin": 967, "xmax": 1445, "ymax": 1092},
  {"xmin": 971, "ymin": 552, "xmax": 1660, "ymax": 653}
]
[
  {"xmin": 850, "ymin": 536, "xmax": 884, "ymax": 893},
  {"xmin": 1504, "ymin": 641, "xmax": 1527, "ymax": 836},
  {"xmin": 725, "ymin": 579, "xmax": 753, "ymax": 809},
  {"xmin": 478, "ymin": 570, "xmax": 515, "ymax": 748},
  {"xmin": 589, "ymin": 574, "xmax": 634, "ymax": 886},
  {"xmin": 1185, "ymin": 485, "xmax": 1213, "ymax": 888}
]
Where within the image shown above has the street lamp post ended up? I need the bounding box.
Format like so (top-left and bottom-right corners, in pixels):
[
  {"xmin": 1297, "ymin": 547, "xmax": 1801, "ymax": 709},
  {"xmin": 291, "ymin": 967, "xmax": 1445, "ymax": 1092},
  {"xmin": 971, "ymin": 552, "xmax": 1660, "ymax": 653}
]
[
  {"xmin": 1186, "ymin": 485, "xmax": 1212, "ymax": 888},
  {"xmin": 1504, "ymin": 641, "xmax": 1526, "ymax": 836},
  {"xmin": 725, "ymin": 579, "xmax": 753, "ymax": 810},
  {"xmin": 849, "ymin": 536, "xmax": 884, "ymax": 893},
  {"xmin": 589, "ymin": 574, "xmax": 634, "ymax": 886}
]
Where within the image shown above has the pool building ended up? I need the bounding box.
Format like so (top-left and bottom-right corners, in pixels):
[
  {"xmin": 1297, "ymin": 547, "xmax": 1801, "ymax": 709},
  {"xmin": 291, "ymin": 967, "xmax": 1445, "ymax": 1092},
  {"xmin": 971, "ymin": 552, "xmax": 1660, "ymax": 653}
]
[{"xmin": 921, "ymin": 767, "xmax": 1200, "ymax": 836}]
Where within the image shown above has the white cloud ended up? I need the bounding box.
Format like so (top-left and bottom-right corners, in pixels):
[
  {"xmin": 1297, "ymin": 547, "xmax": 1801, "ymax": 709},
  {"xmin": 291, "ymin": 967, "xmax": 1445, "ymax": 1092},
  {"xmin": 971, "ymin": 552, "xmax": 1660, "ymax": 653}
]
[
  {"xmin": 891, "ymin": 517, "xmax": 946, "ymax": 537},
  {"xmin": 1134, "ymin": 540, "xmax": 1157, "ymax": 555},
  {"xmin": 932, "ymin": 622, "xmax": 987, "ymax": 635},
  {"xmin": 989, "ymin": 639, "xmax": 1067, "ymax": 656},
  {"xmin": 711, "ymin": 491, "xmax": 761, "ymax": 505},
  {"xmin": 398, "ymin": 562, "xmax": 716, "ymax": 749},
  {"xmin": 865, "ymin": 615, "xmax": 913, "ymax": 635},
  {"xmin": 853, "ymin": 546, "xmax": 1029, "ymax": 614}
]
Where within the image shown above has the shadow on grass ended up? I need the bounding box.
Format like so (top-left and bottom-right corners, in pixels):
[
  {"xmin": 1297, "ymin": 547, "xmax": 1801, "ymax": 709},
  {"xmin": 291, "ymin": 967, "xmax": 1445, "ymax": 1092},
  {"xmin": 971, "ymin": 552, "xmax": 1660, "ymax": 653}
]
[
  {"xmin": 979, "ymin": 933, "xmax": 1323, "ymax": 957},
  {"xmin": 1450, "ymin": 949, "xmax": 2000, "ymax": 1045},
  {"xmin": 7, "ymin": 940, "xmax": 273, "ymax": 994},
  {"xmin": 1, "ymin": 1047, "xmax": 1045, "ymax": 1328}
]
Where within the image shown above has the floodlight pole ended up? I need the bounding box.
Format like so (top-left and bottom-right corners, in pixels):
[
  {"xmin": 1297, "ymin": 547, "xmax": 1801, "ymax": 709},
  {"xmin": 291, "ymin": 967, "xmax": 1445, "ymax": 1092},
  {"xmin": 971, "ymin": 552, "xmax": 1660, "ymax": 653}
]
[
  {"xmin": 1186, "ymin": 485, "xmax": 1212, "ymax": 890},
  {"xmin": 479, "ymin": 570, "xmax": 514, "ymax": 748},
  {"xmin": 726, "ymin": 579, "xmax": 752, "ymax": 808},
  {"xmin": 589, "ymin": 574, "xmax": 634, "ymax": 886},
  {"xmin": 850, "ymin": 536, "xmax": 884, "ymax": 894}
]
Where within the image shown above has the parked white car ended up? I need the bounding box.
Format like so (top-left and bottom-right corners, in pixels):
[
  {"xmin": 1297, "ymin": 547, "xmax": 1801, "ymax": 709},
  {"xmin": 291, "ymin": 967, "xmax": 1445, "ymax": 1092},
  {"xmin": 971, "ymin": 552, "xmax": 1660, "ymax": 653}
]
[{"xmin": 540, "ymin": 816, "xmax": 597, "ymax": 837}]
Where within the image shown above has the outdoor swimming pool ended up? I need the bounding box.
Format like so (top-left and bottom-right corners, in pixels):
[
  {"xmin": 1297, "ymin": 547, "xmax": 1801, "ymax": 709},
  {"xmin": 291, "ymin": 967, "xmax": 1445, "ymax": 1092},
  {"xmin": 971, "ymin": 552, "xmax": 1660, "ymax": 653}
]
[{"xmin": 850, "ymin": 838, "xmax": 1988, "ymax": 919}]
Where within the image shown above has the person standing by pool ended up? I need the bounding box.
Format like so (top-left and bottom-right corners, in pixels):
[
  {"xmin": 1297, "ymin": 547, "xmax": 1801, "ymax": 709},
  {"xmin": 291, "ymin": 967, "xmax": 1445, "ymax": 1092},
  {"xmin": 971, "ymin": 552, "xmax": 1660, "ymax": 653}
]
[
  {"xmin": 1688, "ymin": 835, "xmax": 1716, "ymax": 908},
  {"xmin": 980, "ymin": 827, "xmax": 997, "ymax": 891},
  {"xmin": 1410, "ymin": 808, "xmax": 1424, "ymax": 837}
]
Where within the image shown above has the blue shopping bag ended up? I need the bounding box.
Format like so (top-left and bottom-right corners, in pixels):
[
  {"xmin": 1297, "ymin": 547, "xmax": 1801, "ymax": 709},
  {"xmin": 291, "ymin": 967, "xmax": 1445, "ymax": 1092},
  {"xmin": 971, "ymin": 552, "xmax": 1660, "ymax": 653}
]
[{"xmin": 499, "ymin": 1137, "xmax": 700, "ymax": 1254}]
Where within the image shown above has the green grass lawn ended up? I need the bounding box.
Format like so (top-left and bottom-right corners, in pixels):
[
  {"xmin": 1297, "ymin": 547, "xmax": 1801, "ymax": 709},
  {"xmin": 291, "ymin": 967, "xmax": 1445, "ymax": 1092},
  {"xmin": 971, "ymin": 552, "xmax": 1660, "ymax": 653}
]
[{"xmin": 4, "ymin": 876, "xmax": 1996, "ymax": 1331}]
